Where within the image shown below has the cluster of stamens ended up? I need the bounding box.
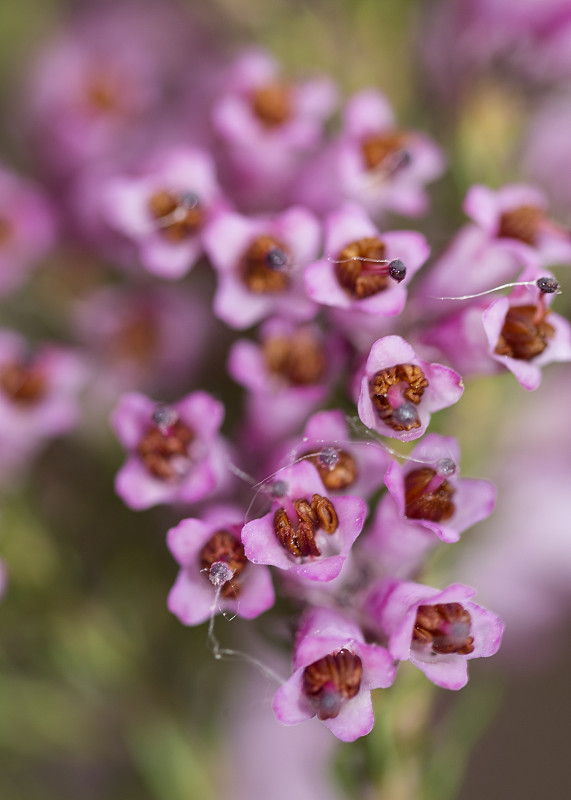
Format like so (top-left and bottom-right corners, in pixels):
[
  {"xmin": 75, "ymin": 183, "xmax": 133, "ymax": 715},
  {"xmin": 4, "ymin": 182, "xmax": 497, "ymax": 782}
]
[
  {"xmin": 251, "ymin": 83, "xmax": 292, "ymax": 127},
  {"xmin": 334, "ymin": 237, "xmax": 406, "ymax": 299},
  {"xmin": 497, "ymin": 205, "xmax": 545, "ymax": 246},
  {"xmin": 413, "ymin": 603, "xmax": 474, "ymax": 655},
  {"xmin": 306, "ymin": 447, "xmax": 358, "ymax": 491},
  {"xmin": 369, "ymin": 364, "xmax": 428, "ymax": 431},
  {"xmin": 137, "ymin": 405, "xmax": 194, "ymax": 481},
  {"xmin": 263, "ymin": 330, "xmax": 326, "ymax": 386},
  {"xmin": 199, "ymin": 529, "xmax": 248, "ymax": 599},
  {"xmin": 404, "ymin": 467, "xmax": 456, "ymax": 522},
  {"xmin": 0, "ymin": 359, "xmax": 46, "ymax": 405},
  {"xmin": 302, "ymin": 649, "xmax": 363, "ymax": 720},
  {"xmin": 241, "ymin": 234, "xmax": 291, "ymax": 293},
  {"xmin": 361, "ymin": 130, "xmax": 411, "ymax": 174},
  {"xmin": 273, "ymin": 493, "xmax": 338, "ymax": 558},
  {"xmin": 495, "ymin": 303, "xmax": 555, "ymax": 361},
  {"xmin": 148, "ymin": 190, "xmax": 203, "ymax": 241}
]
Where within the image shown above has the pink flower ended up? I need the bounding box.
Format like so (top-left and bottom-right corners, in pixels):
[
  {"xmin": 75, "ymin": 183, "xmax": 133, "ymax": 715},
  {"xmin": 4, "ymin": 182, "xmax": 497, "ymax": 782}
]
[
  {"xmin": 241, "ymin": 461, "xmax": 366, "ymax": 583},
  {"xmin": 203, "ymin": 206, "xmax": 320, "ymax": 329},
  {"xmin": 212, "ymin": 49, "xmax": 336, "ymax": 210},
  {"xmin": 228, "ymin": 318, "xmax": 347, "ymax": 447},
  {"xmin": 0, "ymin": 331, "xmax": 85, "ymax": 477},
  {"xmin": 482, "ymin": 264, "xmax": 571, "ymax": 390},
  {"xmin": 304, "ymin": 203, "xmax": 429, "ymax": 316},
  {"xmin": 167, "ymin": 506, "xmax": 275, "ymax": 626},
  {"xmin": 357, "ymin": 335, "xmax": 464, "ymax": 442},
  {"xmin": 271, "ymin": 409, "xmax": 390, "ymax": 499},
  {"xmin": 366, "ymin": 580, "xmax": 504, "ymax": 690},
  {"xmin": 0, "ymin": 166, "xmax": 56, "ymax": 296},
  {"xmin": 273, "ymin": 607, "xmax": 395, "ymax": 741},
  {"xmin": 102, "ymin": 147, "xmax": 227, "ymax": 279},
  {"xmin": 111, "ymin": 391, "xmax": 229, "ymax": 510},
  {"xmin": 295, "ymin": 90, "xmax": 444, "ymax": 217}
]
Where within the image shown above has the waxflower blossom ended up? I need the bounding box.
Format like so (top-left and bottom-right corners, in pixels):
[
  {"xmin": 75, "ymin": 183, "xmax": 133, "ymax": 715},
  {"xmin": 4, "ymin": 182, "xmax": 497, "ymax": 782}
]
[
  {"xmin": 357, "ymin": 335, "xmax": 464, "ymax": 442},
  {"xmin": 272, "ymin": 409, "xmax": 390, "ymax": 499},
  {"xmin": 102, "ymin": 147, "xmax": 227, "ymax": 279},
  {"xmin": 273, "ymin": 607, "xmax": 396, "ymax": 741},
  {"xmin": 241, "ymin": 461, "xmax": 367, "ymax": 582},
  {"xmin": 228, "ymin": 318, "xmax": 347, "ymax": 448},
  {"xmin": 0, "ymin": 166, "xmax": 56, "ymax": 297},
  {"xmin": 482, "ymin": 264, "xmax": 571, "ymax": 390},
  {"xmin": 0, "ymin": 331, "xmax": 86, "ymax": 478},
  {"xmin": 111, "ymin": 391, "xmax": 229, "ymax": 510},
  {"xmin": 203, "ymin": 205, "xmax": 320, "ymax": 329},
  {"xmin": 212, "ymin": 48, "xmax": 336, "ymax": 210},
  {"xmin": 295, "ymin": 89, "xmax": 445, "ymax": 217},
  {"xmin": 167, "ymin": 506, "xmax": 275, "ymax": 626},
  {"xmin": 304, "ymin": 203, "xmax": 429, "ymax": 316},
  {"xmin": 366, "ymin": 579, "xmax": 504, "ymax": 689}
]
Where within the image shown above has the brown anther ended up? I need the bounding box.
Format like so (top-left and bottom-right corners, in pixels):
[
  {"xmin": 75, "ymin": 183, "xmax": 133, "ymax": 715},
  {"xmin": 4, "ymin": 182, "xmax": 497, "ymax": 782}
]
[
  {"xmin": 307, "ymin": 449, "xmax": 358, "ymax": 491},
  {"xmin": 263, "ymin": 330, "xmax": 326, "ymax": 386},
  {"xmin": 494, "ymin": 304, "xmax": 555, "ymax": 361},
  {"xmin": 0, "ymin": 362, "xmax": 47, "ymax": 405},
  {"xmin": 0, "ymin": 217, "xmax": 12, "ymax": 246},
  {"xmin": 404, "ymin": 467, "xmax": 456, "ymax": 523},
  {"xmin": 302, "ymin": 650, "xmax": 363, "ymax": 720},
  {"xmin": 148, "ymin": 190, "xmax": 203, "ymax": 242},
  {"xmin": 361, "ymin": 130, "xmax": 410, "ymax": 171},
  {"xmin": 241, "ymin": 234, "xmax": 291, "ymax": 293},
  {"xmin": 273, "ymin": 493, "xmax": 338, "ymax": 558},
  {"xmin": 413, "ymin": 603, "xmax": 474, "ymax": 656},
  {"xmin": 497, "ymin": 205, "xmax": 545, "ymax": 246},
  {"xmin": 311, "ymin": 493, "xmax": 339, "ymax": 534},
  {"xmin": 251, "ymin": 83, "xmax": 292, "ymax": 127},
  {"xmin": 335, "ymin": 237, "xmax": 389, "ymax": 299},
  {"xmin": 114, "ymin": 314, "xmax": 157, "ymax": 362},
  {"xmin": 199, "ymin": 529, "xmax": 248, "ymax": 599},
  {"xmin": 137, "ymin": 419, "xmax": 194, "ymax": 481},
  {"xmin": 369, "ymin": 364, "xmax": 428, "ymax": 431},
  {"xmin": 85, "ymin": 77, "xmax": 121, "ymax": 113}
]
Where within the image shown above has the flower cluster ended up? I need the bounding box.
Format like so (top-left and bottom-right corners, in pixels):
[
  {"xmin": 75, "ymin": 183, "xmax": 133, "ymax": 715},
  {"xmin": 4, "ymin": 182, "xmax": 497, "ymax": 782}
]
[{"xmin": 5, "ymin": 0, "xmax": 571, "ymax": 748}]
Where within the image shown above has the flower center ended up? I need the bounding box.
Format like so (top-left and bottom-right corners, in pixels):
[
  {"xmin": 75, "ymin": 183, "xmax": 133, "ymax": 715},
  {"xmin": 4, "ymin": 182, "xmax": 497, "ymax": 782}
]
[
  {"xmin": 148, "ymin": 190, "xmax": 203, "ymax": 242},
  {"xmin": 0, "ymin": 216, "xmax": 12, "ymax": 246},
  {"xmin": 369, "ymin": 364, "xmax": 428, "ymax": 431},
  {"xmin": 137, "ymin": 407, "xmax": 194, "ymax": 481},
  {"xmin": 114, "ymin": 313, "xmax": 158, "ymax": 362},
  {"xmin": 302, "ymin": 649, "xmax": 363, "ymax": 720},
  {"xmin": 413, "ymin": 603, "xmax": 474, "ymax": 655},
  {"xmin": 241, "ymin": 235, "xmax": 291, "ymax": 293},
  {"xmin": 497, "ymin": 205, "xmax": 545, "ymax": 246},
  {"xmin": 494, "ymin": 304, "xmax": 555, "ymax": 361},
  {"xmin": 263, "ymin": 330, "xmax": 326, "ymax": 386},
  {"xmin": 0, "ymin": 360, "xmax": 47, "ymax": 405},
  {"xmin": 251, "ymin": 83, "xmax": 292, "ymax": 127},
  {"xmin": 404, "ymin": 467, "xmax": 456, "ymax": 522},
  {"xmin": 85, "ymin": 75, "xmax": 122, "ymax": 113},
  {"xmin": 199, "ymin": 529, "xmax": 248, "ymax": 599},
  {"xmin": 335, "ymin": 237, "xmax": 390, "ymax": 299},
  {"xmin": 273, "ymin": 493, "xmax": 338, "ymax": 558},
  {"xmin": 306, "ymin": 448, "xmax": 358, "ymax": 491},
  {"xmin": 361, "ymin": 130, "xmax": 411, "ymax": 173}
]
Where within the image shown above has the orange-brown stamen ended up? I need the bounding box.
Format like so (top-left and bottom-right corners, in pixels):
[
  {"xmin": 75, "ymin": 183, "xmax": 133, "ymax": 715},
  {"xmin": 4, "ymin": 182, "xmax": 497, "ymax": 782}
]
[
  {"xmin": 413, "ymin": 603, "xmax": 474, "ymax": 655},
  {"xmin": 241, "ymin": 235, "xmax": 291, "ymax": 293},
  {"xmin": 273, "ymin": 493, "xmax": 338, "ymax": 558},
  {"xmin": 137, "ymin": 418, "xmax": 194, "ymax": 481},
  {"xmin": 199, "ymin": 529, "xmax": 248, "ymax": 599},
  {"xmin": 495, "ymin": 304, "xmax": 555, "ymax": 361},
  {"xmin": 263, "ymin": 330, "xmax": 326, "ymax": 386},
  {"xmin": 335, "ymin": 237, "xmax": 389, "ymax": 300},
  {"xmin": 306, "ymin": 449, "xmax": 358, "ymax": 491},
  {"xmin": 497, "ymin": 205, "xmax": 544, "ymax": 246},
  {"xmin": 369, "ymin": 364, "xmax": 428, "ymax": 431},
  {"xmin": 148, "ymin": 190, "xmax": 203, "ymax": 242},
  {"xmin": 0, "ymin": 361, "xmax": 47, "ymax": 405},
  {"xmin": 302, "ymin": 649, "xmax": 363, "ymax": 720},
  {"xmin": 361, "ymin": 130, "xmax": 411, "ymax": 172},
  {"xmin": 251, "ymin": 83, "xmax": 292, "ymax": 127},
  {"xmin": 404, "ymin": 467, "xmax": 456, "ymax": 522}
]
